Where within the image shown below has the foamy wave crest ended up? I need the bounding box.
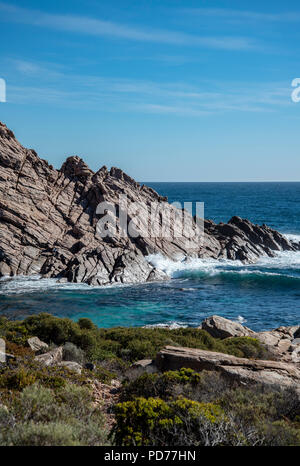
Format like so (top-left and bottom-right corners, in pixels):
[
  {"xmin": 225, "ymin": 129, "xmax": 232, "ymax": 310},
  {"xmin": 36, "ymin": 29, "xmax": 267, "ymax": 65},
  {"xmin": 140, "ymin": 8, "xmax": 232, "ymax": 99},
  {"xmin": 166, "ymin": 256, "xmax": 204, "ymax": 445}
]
[
  {"xmin": 256, "ymin": 250, "xmax": 300, "ymax": 270},
  {"xmin": 146, "ymin": 253, "xmax": 242, "ymax": 278},
  {"xmin": 284, "ymin": 233, "xmax": 300, "ymax": 244},
  {"xmin": 143, "ymin": 321, "xmax": 188, "ymax": 329},
  {"xmin": 146, "ymin": 249, "xmax": 300, "ymax": 279},
  {"xmin": 0, "ymin": 275, "xmax": 92, "ymax": 295},
  {"xmin": 235, "ymin": 315, "xmax": 247, "ymax": 324}
]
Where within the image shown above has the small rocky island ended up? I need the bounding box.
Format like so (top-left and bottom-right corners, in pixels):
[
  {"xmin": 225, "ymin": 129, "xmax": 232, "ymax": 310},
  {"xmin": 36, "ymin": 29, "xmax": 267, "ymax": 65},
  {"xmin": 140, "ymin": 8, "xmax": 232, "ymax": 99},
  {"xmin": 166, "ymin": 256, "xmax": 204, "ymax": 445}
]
[{"xmin": 0, "ymin": 121, "xmax": 300, "ymax": 285}]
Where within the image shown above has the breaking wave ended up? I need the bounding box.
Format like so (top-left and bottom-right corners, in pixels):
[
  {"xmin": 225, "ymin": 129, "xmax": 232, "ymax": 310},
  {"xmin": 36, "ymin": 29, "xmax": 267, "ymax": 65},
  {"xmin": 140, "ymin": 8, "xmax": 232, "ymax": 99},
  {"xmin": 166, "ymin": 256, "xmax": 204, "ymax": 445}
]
[{"xmin": 146, "ymin": 248, "xmax": 300, "ymax": 288}]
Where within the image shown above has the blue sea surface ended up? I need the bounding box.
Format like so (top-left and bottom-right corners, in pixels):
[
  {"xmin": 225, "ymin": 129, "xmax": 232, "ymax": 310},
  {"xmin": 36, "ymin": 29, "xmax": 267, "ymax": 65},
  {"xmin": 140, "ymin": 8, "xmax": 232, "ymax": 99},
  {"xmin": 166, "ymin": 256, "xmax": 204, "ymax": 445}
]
[{"xmin": 0, "ymin": 182, "xmax": 300, "ymax": 331}]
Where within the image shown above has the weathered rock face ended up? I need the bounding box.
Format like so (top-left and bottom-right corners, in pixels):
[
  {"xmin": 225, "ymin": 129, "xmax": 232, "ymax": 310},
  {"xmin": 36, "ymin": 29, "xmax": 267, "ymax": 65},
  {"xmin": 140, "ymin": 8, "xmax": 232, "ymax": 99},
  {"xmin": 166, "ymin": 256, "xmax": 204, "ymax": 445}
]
[
  {"xmin": 199, "ymin": 315, "xmax": 256, "ymax": 339},
  {"xmin": 199, "ymin": 315, "xmax": 300, "ymax": 364},
  {"xmin": 35, "ymin": 346, "xmax": 63, "ymax": 367},
  {"xmin": 57, "ymin": 361, "xmax": 82, "ymax": 374},
  {"xmin": 0, "ymin": 122, "xmax": 299, "ymax": 285},
  {"xmin": 257, "ymin": 326, "xmax": 300, "ymax": 363},
  {"xmin": 204, "ymin": 217, "xmax": 300, "ymax": 262},
  {"xmin": 27, "ymin": 337, "xmax": 49, "ymax": 353},
  {"xmin": 155, "ymin": 346, "xmax": 300, "ymax": 393}
]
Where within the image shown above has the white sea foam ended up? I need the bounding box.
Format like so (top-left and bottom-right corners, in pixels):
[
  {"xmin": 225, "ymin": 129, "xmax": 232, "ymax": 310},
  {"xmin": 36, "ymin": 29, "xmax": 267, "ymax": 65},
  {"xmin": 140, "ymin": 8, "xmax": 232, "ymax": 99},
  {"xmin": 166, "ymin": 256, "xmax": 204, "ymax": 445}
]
[
  {"xmin": 143, "ymin": 321, "xmax": 188, "ymax": 329},
  {"xmin": 146, "ymin": 253, "xmax": 242, "ymax": 277},
  {"xmin": 146, "ymin": 249, "xmax": 300, "ymax": 279},
  {"xmin": 2, "ymin": 245, "xmax": 300, "ymax": 296},
  {"xmin": 236, "ymin": 315, "xmax": 247, "ymax": 324},
  {"xmin": 284, "ymin": 233, "xmax": 300, "ymax": 244},
  {"xmin": 0, "ymin": 275, "xmax": 92, "ymax": 295}
]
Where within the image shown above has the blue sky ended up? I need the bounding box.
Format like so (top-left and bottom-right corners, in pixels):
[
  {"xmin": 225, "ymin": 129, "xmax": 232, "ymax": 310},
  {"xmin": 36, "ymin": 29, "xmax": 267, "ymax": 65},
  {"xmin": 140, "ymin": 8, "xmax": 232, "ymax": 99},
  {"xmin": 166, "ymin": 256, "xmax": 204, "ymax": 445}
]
[{"xmin": 0, "ymin": 0, "xmax": 300, "ymax": 181}]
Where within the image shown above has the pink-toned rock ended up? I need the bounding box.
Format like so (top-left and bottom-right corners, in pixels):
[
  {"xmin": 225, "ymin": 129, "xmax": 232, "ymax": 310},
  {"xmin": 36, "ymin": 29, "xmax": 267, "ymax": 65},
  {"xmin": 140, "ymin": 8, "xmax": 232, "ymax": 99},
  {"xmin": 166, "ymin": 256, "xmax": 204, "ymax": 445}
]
[
  {"xmin": 155, "ymin": 346, "xmax": 300, "ymax": 393},
  {"xmin": 199, "ymin": 315, "xmax": 255, "ymax": 339}
]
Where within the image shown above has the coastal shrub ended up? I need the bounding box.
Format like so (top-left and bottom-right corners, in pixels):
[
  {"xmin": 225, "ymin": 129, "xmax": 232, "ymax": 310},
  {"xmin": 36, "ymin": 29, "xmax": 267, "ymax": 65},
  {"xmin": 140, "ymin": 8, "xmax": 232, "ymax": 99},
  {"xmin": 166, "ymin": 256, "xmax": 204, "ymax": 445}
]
[
  {"xmin": 92, "ymin": 365, "xmax": 116, "ymax": 384},
  {"xmin": 0, "ymin": 382, "xmax": 108, "ymax": 446},
  {"xmin": 258, "ymin": 420, "xmax": 300, "ymax": 446},
  {"xmin": 119, "ymin": 372, "xmax": 300, "ymax": 446},
  {"xmin": 0, "ymin": 317, "xmax": 30, "ymax": 346},
  {"xmin": 22, "ymin": 314, "xmax": 81, "ymax": 346},
  {"xmin": 12, "ymin": 384, "xmax": 59, "ymax": 423},
  {"xmin": 77, "ymin": 318, "xmax": 97, "ymax": 330},
  {"xmin": 219, "ymin": 385, "xmax": 300, "ymax": 425},
  {"xmin": 62, "ymin": 342, "xmax": 85, "ymax": 364},
  {"xmin": 2, "ymin": 421, "xmax": 79, "ymax": 446},
  {"xmin": 121, "ymin": 369, "xmax": 229, "ymax": 403},
  {"xmin": 5, "ymin": 341, "xmax": 34, "ymax": 358},
  {"xmin": 112, "ymin": 396, "xmax": 232, "ymax": 446},
  {"xmin": 0, "ymin": 313, "xmax": 270, "ymax": 364},
  {"xmin": 0, "ymin": 366, "xmax": 37, "ymax": 390},
  {"xmin": 222, "ymin": 337, "xmax": 271, "ymax": 360},
  {"xmin": 0, "ymin": 358, "xmax": 92, "ymax": 394}
]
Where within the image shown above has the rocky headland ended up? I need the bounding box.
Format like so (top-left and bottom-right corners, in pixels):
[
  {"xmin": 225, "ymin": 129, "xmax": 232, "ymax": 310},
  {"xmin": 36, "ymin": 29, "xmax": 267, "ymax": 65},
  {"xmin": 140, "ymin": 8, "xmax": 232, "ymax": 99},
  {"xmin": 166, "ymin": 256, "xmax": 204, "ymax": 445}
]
[{"xmin": 0, "ymin": 121, "xmax": 300, "ymax": 286}]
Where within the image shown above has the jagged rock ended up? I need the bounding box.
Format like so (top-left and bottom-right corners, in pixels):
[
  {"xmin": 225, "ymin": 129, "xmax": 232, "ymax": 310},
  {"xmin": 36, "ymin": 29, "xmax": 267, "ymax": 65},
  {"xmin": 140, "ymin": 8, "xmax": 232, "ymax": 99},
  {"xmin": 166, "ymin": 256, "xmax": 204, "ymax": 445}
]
[
  {"xmin": 199, "ymin": 316, "xmax": 300, "ymax": 364},
  {"xmin": 35, "ymin": 347, "xmax": 63, "ymax": 366},
  {"xmin": 199, "ymin": 315, "xmax": 255, "ymax": 339},
  {"xmin": 0, "ymin": 121, "xmax": 299, "ymax": 286},
  {"xmin": 27, "ymin": 337, "xmax": 49, "ymax": 352},
  {"xmin": 57, "ymin": 361, "xmax": 82, "ymax": 374},
  {"xmin": 155, "ymin": 346, "xmax": 300, "ymax": 393},
  {"xmin": 257, "ymin": 325, "xmax": 300, "ymax": 362}
]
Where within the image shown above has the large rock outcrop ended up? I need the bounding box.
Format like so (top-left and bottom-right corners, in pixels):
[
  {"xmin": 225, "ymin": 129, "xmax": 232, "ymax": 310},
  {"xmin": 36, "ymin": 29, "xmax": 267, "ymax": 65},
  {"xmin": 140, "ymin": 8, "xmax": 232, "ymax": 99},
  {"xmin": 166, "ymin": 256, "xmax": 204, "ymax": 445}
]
[
  {"xmin": 198, "ymin": 315, "xmax": 300, "ymax": 364},
  {"xmin": 199, "ymin": 315, "xmax": 256, "ymax": 339},
  {"xmin": 0, "ymin": 122, "xmax": 299, "ymax": 285},
  {"xmin": 155, "ymin": 346, "xmax": 300, "ymax": 393}
]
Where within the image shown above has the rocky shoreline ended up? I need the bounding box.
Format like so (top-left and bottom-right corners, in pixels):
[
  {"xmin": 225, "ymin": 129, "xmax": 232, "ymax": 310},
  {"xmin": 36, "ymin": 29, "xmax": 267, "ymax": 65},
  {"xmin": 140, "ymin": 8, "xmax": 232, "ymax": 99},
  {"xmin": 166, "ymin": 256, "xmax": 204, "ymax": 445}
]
[
  {"xmin": 1, "ymin": 121, "xmax": 300, "ymax": 286},
  {"xmin": 2, "ymin": 314, "xmax": 298, "ymax": 394},
  {"xmin": 135, "ymin": 315, "xmax": 300, "ymax": 394}
]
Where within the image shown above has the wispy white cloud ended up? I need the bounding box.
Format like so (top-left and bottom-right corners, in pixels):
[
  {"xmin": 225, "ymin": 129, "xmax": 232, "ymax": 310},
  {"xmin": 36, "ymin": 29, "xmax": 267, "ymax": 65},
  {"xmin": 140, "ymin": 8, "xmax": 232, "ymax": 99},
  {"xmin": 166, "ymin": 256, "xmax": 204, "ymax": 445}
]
[
  {"xmin": 182, "ymin": 8, "xmax": 300, "ymax": 23},
  {"xmin": 0, "ymin": 2, "xmax": 258, "ymax": 51},
  {"xmin": 9, "ymin": 59, "xmax": 65, "ymax": 79},
  {"xmin": 5, "ymin": 58, "xmax": 292, "ymax": 116}
]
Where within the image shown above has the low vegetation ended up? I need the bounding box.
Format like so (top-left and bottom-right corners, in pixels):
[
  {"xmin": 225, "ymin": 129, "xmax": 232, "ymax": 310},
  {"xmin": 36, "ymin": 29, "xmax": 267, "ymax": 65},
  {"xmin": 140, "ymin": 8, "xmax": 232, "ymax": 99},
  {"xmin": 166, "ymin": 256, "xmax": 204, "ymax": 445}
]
[
  {"xmin": 0, "ymin": 313, "xmax": 270, "ymax": 363},
  {"xmin": 0, "ymin": 313, "xmax": 299, "ymax": 446},
  {"xmin": 116, "ymin": 369, "xmax": 300, "ymax": 446}
]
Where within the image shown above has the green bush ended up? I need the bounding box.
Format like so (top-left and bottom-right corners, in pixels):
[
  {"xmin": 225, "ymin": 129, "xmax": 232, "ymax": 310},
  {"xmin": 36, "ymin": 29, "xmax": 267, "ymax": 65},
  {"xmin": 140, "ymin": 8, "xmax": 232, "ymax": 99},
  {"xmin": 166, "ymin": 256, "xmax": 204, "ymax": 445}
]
[
  {"xmin": 112, "ymin": 396, "xmax": 229, "ymax": 446},
  {"xmin": 0, "ymin": 313, "xmax": 271, "ymax": 364},
  {"xmin": 122, "ymin": 369, "xmax": 228, "ymax": 403},
  {"xmin": 77, "ymin": 318, "xmax": 97, "ymax": 330},
  {"xmin": 0, "ymin": 366, "xmax": 37, "ymax": 390},
  {"xmin": 62, "ymin": 342, "xmax": 85, "ymax": 364},
  {"xmin": 0, "ymin": 382, "xmax": 108, "ymax": 446}
]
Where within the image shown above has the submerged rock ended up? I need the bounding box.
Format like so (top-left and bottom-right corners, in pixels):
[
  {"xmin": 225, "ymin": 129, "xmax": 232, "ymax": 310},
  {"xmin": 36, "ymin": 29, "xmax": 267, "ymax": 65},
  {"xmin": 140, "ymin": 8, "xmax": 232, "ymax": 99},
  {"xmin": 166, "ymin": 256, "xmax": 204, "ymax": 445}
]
[{"xmin": 0, "ymin": 121, "xmax": 299, "ymax": 286}]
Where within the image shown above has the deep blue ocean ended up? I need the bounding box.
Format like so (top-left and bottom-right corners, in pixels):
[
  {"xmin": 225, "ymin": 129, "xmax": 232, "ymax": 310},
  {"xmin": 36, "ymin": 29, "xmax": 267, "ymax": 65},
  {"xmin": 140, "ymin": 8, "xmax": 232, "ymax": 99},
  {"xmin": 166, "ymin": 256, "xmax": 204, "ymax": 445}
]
[{"xmin": 1, "ymin": 182, "xmax": 300, "ymax": 332}]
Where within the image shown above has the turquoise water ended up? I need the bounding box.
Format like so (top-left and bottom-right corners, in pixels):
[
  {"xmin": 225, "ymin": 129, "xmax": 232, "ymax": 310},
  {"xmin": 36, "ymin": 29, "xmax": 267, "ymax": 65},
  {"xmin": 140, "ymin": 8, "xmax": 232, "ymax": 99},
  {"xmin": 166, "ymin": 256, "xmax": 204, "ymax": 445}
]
[{"xmin": 0, "ymin": 182, "xmax": 300, "ymax": 331}]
